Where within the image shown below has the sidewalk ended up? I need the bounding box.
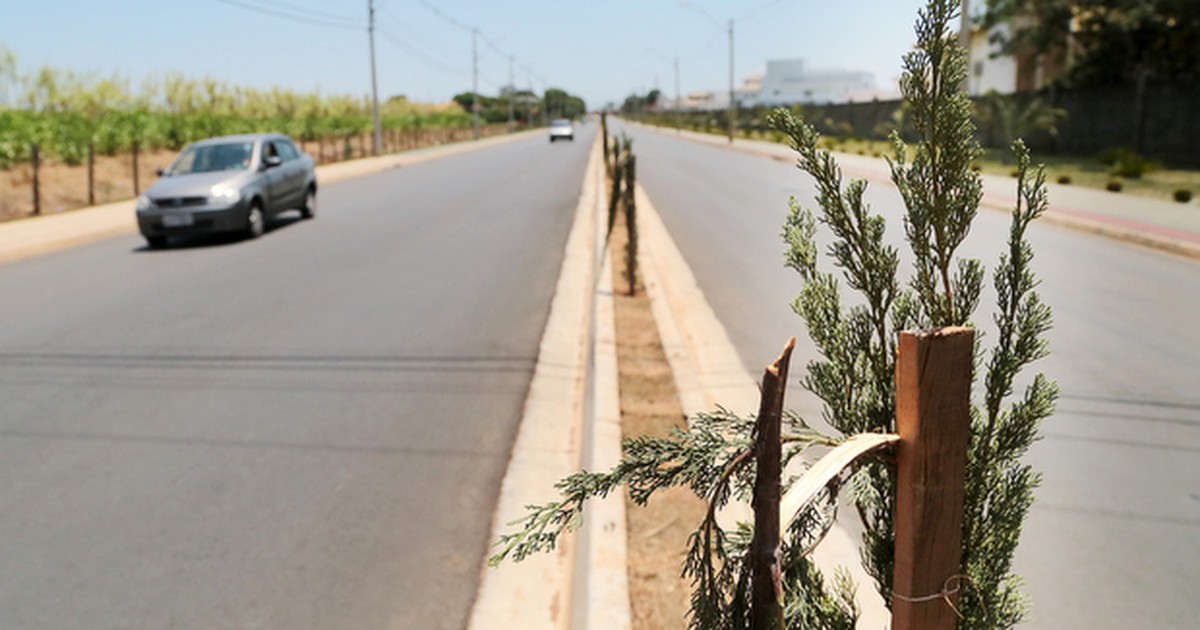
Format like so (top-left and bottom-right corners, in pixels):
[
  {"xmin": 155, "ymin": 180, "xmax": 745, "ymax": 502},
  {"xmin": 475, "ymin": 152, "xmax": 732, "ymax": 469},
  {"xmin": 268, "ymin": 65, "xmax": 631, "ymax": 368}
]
[
  {"xmin": 642, "ymin": 124, "xmax": 1200, "ymax": 260},
  {"xmin": 0, "ymin": 129, "xmax": 540, "ymax": 266}
]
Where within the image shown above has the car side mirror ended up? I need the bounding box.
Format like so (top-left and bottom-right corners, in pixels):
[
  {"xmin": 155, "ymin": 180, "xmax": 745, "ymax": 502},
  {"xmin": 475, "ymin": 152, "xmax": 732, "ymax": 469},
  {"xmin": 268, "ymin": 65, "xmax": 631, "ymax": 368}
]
[{"xmin": 263, "ymin": 155, "xmax": 283, "ymax": 169}]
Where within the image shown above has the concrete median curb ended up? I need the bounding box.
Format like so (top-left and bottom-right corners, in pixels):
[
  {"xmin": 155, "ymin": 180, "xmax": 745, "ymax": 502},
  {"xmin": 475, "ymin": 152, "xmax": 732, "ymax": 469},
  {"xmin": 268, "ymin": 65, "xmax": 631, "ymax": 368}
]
[
  {"xmin": 0, "ymin": 129, "xmax": 541, "ymax": 266},
  {"xmin": 468, "ymin": 133, "xmax": 631, "ymax": 630}
]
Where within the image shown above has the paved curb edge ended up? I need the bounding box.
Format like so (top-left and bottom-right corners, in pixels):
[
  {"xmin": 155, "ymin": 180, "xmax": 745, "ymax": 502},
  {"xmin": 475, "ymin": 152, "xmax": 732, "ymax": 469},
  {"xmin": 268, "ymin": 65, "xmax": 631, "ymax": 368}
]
[
  {"xmin": 634, "ymin": 182, "xmax": 891, "ymax": 629},
  {"xmin": 468, "ymin": 133, "xmax": 632, "ymax": 630},
  {"xmin": 634, "ymin": 122, "xmax": 1200, "ymax": 261}
]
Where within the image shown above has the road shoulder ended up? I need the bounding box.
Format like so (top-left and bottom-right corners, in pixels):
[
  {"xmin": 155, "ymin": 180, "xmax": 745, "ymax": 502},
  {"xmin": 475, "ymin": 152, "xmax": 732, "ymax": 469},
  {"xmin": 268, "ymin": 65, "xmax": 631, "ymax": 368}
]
[
  {"xmin": 634, "ymin": 122, "xmax": 1200, "ymax": 260},
  {"xmin": 0, "ymin": 130, "xmax": 541, "ymax": 266}
]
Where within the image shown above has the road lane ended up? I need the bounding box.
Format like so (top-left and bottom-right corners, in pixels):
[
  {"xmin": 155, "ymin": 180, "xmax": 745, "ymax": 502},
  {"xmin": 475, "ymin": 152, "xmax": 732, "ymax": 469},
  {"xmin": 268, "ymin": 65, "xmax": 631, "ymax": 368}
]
[
  {"xmin": 0, "ymin": 126, "xmax": 594, "ymax": 629},
  {"xmin": 620, "ymin": 122, "xmax": 1200, "ymax": 629}
]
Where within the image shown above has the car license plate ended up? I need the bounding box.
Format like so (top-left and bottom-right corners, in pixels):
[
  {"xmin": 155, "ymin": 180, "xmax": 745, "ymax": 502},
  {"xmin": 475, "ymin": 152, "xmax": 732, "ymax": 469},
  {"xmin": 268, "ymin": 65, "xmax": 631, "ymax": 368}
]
[{"xmin": 162, "ymin": 214, "xmax": 194, "ymax": 228}]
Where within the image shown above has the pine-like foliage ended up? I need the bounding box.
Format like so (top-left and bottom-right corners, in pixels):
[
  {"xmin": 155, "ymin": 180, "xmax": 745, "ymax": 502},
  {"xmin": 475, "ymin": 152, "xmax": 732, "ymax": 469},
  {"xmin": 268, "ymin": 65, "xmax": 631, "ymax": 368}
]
[
  {"xmin": 489, "ymin": 408, "xmax": 857, "ymax": 629},
  {"xmin": 768, "ymin": 0, "xmax": 1057, "ymax": 627}
]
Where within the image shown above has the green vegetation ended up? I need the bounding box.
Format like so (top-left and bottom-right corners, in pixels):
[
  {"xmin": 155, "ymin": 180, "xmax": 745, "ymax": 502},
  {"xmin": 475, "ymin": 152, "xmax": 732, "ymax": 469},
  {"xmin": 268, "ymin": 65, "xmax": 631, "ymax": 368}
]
[
  {"xmin": 0, "ymin": 44, "xmax": 508, "ymax": 169},
  {"xmin": 981, "ymin": 0, "xmax": 1200, "ymax": 87},
  {"xmin": 635, "ymin": 113, "xmax": 1200, "ymax": 204},
  {"xmin": 1098, "ymin": 146, "xmax": 1160, "ymax": 178},
  {"xmin": 621, "ymin": 89, "xmax": 662, "ymax": 114},
  {"xmin": 771, "ymin": 2, "xmax": 1057, "ymax": 625},
  {"xmin": 976, "ymin": 91, "xmax": 1066, "ymax": 154},
  {"xmin": 452, "ymin": 86, "xmax": 585, "ymax": 124}
]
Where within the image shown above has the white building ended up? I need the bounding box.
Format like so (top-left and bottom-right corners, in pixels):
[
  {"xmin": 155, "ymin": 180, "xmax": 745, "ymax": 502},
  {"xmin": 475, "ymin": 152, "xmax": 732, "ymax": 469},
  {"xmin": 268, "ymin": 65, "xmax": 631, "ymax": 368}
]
[
  {"xmin": 661, "ymin": 59, "xmax": 881, "ymax": 110},
  {"xmin": 749, "ymin": 59, "xmax": 875, "ymax": 106},
  {"xmin": 965, "ymin": 14, "xmax": 1065, "ymax": 95}
]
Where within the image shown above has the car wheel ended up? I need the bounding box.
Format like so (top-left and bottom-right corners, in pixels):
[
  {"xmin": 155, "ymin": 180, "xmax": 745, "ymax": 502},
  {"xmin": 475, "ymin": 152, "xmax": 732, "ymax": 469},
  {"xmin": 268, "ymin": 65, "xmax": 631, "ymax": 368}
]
[
  {"xmin": 145, "ymin": 235, "xmax": 168, "ymax": 249},
  {"xmin": 549, "ymin": 137, "xmax": 555, "ymax": 143},
  {"xmin": 300, "ymin": 187, "xmax": 317, "ymax": 219},
  {"xmin": 245, "ymin": 202, "xmax": 265, "ymax": 239}
]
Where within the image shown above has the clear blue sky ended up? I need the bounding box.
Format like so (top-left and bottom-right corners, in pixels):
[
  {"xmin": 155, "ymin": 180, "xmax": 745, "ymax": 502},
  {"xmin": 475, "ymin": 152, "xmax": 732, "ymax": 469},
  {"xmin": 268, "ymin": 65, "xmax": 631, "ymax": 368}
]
[{"xmin": 1, "ymin": 0, "xmax": 936, "ymax": 109}]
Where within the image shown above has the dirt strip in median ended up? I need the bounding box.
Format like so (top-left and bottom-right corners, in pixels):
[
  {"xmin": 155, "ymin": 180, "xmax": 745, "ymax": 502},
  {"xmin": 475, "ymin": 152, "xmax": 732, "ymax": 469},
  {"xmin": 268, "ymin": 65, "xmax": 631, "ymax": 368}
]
[{"xmin": 608, "ymin": 192, "xmax": 706, "ymax": 629}]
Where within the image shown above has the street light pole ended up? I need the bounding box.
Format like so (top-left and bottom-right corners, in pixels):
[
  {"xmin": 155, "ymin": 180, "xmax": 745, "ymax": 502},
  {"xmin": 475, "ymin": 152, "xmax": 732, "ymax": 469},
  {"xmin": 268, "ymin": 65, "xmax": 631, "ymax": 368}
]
[
  {"xmin": 471, "ymin": 28, "xmax": 480, "ymax": 141},
  {"xmin": 727, "ymin": 18, "xmax": 735, "ymax": 144},
  {"xmin": 367, "ymin": 0, "xmax": 382, "ymax": 155},
  {"xmin": 508, "ymin": 55, "xmax": 515, "ymax": 131},
  {"xmin": 680, "ymin": 3, "xmax": 735, "ymax": 144},
  {"xmin": 526, "ymin": 67, "xmax": 538, "ymax": 126},
  {"xmin": 674, "ymin": 56, "xmax": 681, "ymax": 134}
]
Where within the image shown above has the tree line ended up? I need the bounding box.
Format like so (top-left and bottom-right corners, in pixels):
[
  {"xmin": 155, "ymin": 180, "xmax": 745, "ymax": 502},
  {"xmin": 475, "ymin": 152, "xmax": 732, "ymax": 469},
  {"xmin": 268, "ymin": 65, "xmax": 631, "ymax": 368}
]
[
  {"xmin": 451, "ymin": 86, "xmax": 587, "ymax": 124},
  {"xmin": 0, "ymin": 43, "xmax": 528, "ymax": 169},
  {"xmin": 981, "ymin": 0, "xmax": 1200, "ymax": 87}
]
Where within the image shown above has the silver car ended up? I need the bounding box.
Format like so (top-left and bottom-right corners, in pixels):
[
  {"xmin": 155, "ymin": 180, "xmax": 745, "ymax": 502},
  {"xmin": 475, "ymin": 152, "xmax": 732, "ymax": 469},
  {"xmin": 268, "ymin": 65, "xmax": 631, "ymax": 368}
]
[{"xmin": 136, "ymin": 133, "xmax": 317, "ymax": 248}]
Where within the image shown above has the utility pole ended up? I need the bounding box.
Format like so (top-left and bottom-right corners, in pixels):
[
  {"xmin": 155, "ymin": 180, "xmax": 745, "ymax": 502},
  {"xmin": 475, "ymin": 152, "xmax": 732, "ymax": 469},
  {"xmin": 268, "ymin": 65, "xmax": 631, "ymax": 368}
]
[
  {"xmin": 674, "ymin": 56, "xmax": 681, "ymax": 134},
  {"xmin": 367, "ymin": 0, "xmax": 382, "ymax": 155},
  {"xmin": 527, "ymin": 68, "xmax": 541, "ymax": 126},
  {"xmin": 727, "ymin": 18, "xmax": 735, "ymax": 144},
  {"xmin": 508, "ymin": 55, "xmax": 515, "ymax": 131},
  {"xmin": 471, "ymin": 28, "xmax": 480, "ymax": 140},
  {"xmin": 678, "ymin": 3, "xmax": 733, "ymax": 141}
]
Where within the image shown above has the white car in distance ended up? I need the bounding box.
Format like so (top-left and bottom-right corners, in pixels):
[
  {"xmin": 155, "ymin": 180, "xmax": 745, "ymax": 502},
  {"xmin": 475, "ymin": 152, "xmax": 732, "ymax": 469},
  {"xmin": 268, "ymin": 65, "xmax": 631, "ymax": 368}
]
[{"xmin": 548, "ymin": 118, "xmax": 574, "ymax": 142}]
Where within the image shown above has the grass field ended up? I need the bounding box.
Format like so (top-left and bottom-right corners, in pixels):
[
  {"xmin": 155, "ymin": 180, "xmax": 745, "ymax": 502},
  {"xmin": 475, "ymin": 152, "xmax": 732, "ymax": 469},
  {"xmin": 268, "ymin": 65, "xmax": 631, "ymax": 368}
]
[
  {"xmin": 659, "ymin": 121, "xmax": 1200, "ymax": 205},
  {"xmin": 809, "ymin": 136, "xmax": 1200, "ymax": 204}
]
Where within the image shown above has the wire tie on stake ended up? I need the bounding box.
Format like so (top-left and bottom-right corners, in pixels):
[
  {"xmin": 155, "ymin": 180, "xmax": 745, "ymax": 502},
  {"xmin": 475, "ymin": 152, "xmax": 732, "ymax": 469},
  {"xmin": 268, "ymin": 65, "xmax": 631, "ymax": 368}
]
[{"xmin": 891, "ymin": 573, "xmax": 977, "ymax": 620}]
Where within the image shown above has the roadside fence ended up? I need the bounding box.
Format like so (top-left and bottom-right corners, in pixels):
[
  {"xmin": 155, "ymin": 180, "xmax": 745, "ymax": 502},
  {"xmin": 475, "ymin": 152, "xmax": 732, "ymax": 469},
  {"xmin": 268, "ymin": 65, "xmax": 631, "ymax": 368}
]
[{"xmin": 1, "ymin": 123, "xmax": 515, "ymax": 220}]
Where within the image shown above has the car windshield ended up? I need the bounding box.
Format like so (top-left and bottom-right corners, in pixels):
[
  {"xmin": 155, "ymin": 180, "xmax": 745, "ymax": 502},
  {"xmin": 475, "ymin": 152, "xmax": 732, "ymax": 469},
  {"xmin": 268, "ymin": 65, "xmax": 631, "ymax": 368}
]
[
  {"xmin": 169, "ymin": 142, "xmax": 254, "ymax": 174},
  {"xmin": 551, "ymin": 119, "xmax": 571, "ymax": 127}
]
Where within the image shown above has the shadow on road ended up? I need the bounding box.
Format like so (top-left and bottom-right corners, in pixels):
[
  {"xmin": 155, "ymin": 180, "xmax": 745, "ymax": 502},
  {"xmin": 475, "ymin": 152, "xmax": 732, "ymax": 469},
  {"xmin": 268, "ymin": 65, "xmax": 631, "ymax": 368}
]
[{"xmin": 132, "ymin": 213, "xmax": 308, "ymax": 252}]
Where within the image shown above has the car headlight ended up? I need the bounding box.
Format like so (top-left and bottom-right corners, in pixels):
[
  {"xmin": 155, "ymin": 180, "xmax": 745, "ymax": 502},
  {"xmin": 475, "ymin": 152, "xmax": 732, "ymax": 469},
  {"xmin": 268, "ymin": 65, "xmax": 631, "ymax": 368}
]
[
  {"xmin": 210, "ymin": 185, "xmax": 241, "ymax": 203},
  {"xmin": 136, "ymin": 195, "xmax": 154, "ymax": 212}
]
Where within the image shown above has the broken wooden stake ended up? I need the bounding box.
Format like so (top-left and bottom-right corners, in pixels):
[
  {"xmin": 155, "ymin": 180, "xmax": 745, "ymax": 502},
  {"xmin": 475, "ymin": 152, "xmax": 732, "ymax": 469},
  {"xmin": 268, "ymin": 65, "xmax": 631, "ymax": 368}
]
[{"xmin": 749, "ymin": 336, "xmax": 795, "ymax": 630}]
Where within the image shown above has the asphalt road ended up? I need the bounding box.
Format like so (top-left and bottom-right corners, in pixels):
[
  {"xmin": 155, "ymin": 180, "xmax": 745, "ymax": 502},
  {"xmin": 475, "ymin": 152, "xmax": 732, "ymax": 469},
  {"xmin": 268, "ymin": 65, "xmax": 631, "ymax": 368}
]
[
  {"xmin": 619, "ymin": 122, "xmax": 1200, "ymax": 629},
  {"xmin": 0, "ymin": 127, "xmax": 594, "ymax": 629}
]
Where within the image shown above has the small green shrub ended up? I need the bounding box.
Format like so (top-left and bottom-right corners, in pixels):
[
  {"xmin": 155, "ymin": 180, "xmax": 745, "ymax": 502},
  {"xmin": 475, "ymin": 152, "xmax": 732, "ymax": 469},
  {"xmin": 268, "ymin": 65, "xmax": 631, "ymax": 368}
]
[
  {"xmin": 1106, "ymin": 180, "xmax": 1123, "ymax": 192},
  {"xmin": 1010, "ymin": 169, "xmax": 1021, "ymax": 178},
  {"xmin": 1174, "ymin": 189, "xmax": 1193, "ymax": 203},
  {"xmin": 1097, "ymin": 147, "xmax": 1130, "ymax": 165},
  {"xmin": 1099, "ymin": 147, "xmax": 1160, "ymax": 178},
  {"xmin": 1057, "ymin": 175, "xmax": 1071, "ymax": 185}
]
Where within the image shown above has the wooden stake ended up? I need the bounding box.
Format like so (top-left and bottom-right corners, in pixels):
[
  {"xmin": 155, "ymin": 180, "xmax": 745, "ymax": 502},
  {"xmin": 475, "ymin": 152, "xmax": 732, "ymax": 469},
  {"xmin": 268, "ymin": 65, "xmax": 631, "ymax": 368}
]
[
  {"xmin": 31, "ymin": 143, "xmax": 41, "ymax": 216},
  {"xmin": 132, "ymin": 141, "xmax": 140, "ymax": 196},
  {"xmin": 749, "ymin": 337, "xmax": 795, "ymax": 630},
  {"xmin": 892, "ymin": 326, "xmax": 974, "ymax": 630},
  {"xmin": 87, "ymin": 144, "xmax": 95, "ymax": 207},
  {"xmin": 623, "ymin": 155, "xmax": 638, "ymax": 296}
]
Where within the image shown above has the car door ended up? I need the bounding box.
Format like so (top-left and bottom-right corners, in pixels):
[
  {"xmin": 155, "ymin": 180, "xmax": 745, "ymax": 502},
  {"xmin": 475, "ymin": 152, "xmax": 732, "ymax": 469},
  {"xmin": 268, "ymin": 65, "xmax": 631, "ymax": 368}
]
[
  {"xmin": 275, "ymin": 139, "xmax": 306, "ymax": 207},
  {"xmin": 261, "ymin": 140, "xmax": 289, "ymax": 213}
]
